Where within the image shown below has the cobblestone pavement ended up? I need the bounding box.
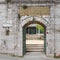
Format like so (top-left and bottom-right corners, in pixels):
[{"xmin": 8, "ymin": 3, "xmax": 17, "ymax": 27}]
[{"xmin": 0, "ymin": 52, "xmax": 60, "ymax": 60}]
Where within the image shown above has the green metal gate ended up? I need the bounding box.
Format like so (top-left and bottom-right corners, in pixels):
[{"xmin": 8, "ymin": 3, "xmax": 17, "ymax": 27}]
[
  {"xmin": 23, "ymin": 26, "xmax": 46, "ymax": 55},
  {"xmin": 23, "ymin": 27, "xmax": 26, "ymax": 55},
  {"xmin": 44, "ymin": 28, "xmax": 46, "ymax": 54}
]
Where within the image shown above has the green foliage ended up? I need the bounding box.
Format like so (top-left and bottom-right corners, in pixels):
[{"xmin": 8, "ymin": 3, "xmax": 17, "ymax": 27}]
[{"xmin": 36, "ymin": 24, "xmax": 44, "ymax": 33}]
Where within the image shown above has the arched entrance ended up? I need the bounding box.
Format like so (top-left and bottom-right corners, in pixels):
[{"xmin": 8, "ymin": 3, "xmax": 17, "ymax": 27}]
[
  {"xmin": 19, "ymin": 16, "xmax": 48, "ymax": 56},
  {"xmin": 23, "ymin": 21, "xmax": 46, "ymax": 55}
]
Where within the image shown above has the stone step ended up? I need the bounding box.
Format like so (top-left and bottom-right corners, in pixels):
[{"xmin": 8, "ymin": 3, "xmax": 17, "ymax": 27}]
[
  {"xmin": 26, "ymin": 47, "xmax": 44, "ymax": 49},
  {"xmin": 26, "ymin": 48, "xmax": 44, "ymax": 52},
  {"xmin": 26, "ymin": 44, "xmax": 44, "ymax": 52},
  {"xmin": 26, "ymin": 44, "xmax": 44, "ymax": 47}
]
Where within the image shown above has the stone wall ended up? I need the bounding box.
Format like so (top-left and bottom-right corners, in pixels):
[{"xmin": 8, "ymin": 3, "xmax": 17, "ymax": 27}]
[
  {"xmin": 0, "ymin": 2, "xmax": 60, "ymax": 57},
  {"xmin": 0, "ymin": 3, "xmax": 20, "ymax": 56},
  {"xmin": 55, "ymin": 4, "xmax": 60, "ymax": 57},
  {"xmin": 20, "ymin": 6, "xmax": 50, "ymax": 16},
  {"xmin": 0, "ymin": 4, "xmax": 7, "ymax": 52}
]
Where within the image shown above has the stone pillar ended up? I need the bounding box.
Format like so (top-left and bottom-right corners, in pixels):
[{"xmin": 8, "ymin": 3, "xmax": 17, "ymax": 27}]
[
  {"xmin": 16, "ymin": 24, "xmax": 23, "ymax": 56},
  {"xmin": 54, "ymin": 4, "xmax": 60, "ymax": 57},
  {"xmin": 0, "ymin": 4, "xmax": 8, "ymax": 53},
  {"xmin": 46, "ymin": 5, "xmax": 55, "ymax": 57}
]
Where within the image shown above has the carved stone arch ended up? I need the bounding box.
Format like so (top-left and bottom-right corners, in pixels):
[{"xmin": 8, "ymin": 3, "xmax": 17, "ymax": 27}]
[
  {"xmin": 18, "ymin": 16, "xmax": 54, "ymax": 57},
  {"xmin": 20, "ymin": 16, "xmax": 49, "ymax": 27}
]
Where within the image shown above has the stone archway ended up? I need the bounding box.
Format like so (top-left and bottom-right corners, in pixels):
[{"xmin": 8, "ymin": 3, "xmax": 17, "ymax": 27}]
[
  {"xmin": 18, "ymin": 16, "xmax": 54, "ymax": 57},
  {"xmin": 23, "ymin": 20, "xmax": 46, "ymax": 54}
]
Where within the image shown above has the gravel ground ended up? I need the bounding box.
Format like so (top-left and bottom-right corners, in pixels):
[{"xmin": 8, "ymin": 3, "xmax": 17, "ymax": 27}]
[{"xmin": 0, "ymin": 52, "xmax": 60, "ymax": 60}]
